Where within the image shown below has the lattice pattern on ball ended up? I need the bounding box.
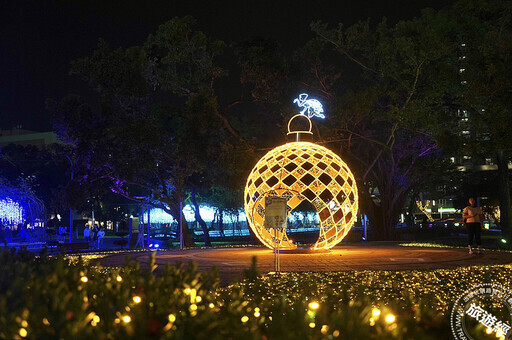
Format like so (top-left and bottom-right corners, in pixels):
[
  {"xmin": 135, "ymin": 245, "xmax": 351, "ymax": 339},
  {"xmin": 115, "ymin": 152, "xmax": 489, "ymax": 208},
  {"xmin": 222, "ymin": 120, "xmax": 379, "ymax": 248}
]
[{"xmin": 244, "ymin": 141, "xmax": 358, "ymax": 250}]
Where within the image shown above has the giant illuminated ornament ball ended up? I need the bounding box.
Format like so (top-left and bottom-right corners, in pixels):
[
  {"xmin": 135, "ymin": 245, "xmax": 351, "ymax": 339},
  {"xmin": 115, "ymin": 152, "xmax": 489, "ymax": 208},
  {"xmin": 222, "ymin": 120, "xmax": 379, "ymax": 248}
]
[{"xmin": 244, "ymin": 94, "xmax": 358, "ymax": 250}]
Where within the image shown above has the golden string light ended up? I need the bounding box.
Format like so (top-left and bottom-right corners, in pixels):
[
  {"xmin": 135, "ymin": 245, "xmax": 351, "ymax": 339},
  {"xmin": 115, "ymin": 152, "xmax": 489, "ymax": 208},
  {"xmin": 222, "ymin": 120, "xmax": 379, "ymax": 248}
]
[
  {"xmin": 244, "ymin": 115, "xmax": 358, "ymax": 250},
  {"xmin": 416, "ymin": 200, "xmax": 434, "ymax": 222}
]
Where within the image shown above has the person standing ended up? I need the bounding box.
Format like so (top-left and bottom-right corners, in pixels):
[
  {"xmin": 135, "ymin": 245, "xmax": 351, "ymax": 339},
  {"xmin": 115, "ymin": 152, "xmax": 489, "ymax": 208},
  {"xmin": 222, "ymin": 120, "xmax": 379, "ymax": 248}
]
[
  {"xmin": 92, "ymin": 224, "xmax": 98, "ymax": 249},
  {"xmin": 463, "ymin": 197, "xmax": 484, "ymax": 254},
  {"xmin": 97, "ymin": 227, "xmax": 105, "ymax": 249},
  {"xmin": 83, "ymin": 225, "xmax": 91, "ymax": 246}
]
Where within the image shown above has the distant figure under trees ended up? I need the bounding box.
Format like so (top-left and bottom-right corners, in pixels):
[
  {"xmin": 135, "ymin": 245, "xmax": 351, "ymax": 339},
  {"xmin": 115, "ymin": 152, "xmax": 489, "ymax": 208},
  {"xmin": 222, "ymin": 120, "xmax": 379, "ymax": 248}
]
[{"xmin": 463, "ymin": 197, "xmax": 483, "ymax": 255}]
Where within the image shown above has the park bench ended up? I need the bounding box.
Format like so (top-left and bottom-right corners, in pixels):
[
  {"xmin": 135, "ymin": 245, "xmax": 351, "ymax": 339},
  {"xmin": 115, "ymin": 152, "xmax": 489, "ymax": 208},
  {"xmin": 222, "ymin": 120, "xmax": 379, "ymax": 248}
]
[{"xmin": 57, "ymin": 242, "xmax": 90, "ymax": 253}]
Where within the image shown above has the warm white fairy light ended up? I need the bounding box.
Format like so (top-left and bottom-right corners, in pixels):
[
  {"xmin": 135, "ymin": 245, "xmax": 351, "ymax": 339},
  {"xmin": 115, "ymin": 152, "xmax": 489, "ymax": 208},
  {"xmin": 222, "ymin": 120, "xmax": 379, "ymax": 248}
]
[{"xmin": 416, "ymin": 200, "xmax": 434, "ymax": 222}]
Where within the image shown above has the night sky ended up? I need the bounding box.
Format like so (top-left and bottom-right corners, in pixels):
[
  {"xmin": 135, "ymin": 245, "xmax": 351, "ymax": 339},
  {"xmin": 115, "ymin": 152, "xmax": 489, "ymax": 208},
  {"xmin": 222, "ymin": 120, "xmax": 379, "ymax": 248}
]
[{"xmin": 1, "ymin": 0, "xmax": 452, "ymax": 132}]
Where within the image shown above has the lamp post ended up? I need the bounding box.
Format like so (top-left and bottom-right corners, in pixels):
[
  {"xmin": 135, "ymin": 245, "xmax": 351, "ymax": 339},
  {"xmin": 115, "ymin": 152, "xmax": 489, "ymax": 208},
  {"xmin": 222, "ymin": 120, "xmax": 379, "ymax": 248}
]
[
  {"xmin": 65, "ymin": 155, "xmax": 73, "ymax": 243},
  {"xmin": 180, "ymin": 200, "xmax": 184, "ymax": 249}
]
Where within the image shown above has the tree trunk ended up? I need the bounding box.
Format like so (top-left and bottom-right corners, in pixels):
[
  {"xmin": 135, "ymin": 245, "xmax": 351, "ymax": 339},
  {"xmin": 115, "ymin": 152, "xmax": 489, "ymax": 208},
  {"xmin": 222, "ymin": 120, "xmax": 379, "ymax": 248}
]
[
  {"xmin": 218, "ymin": 210, "xmax": 225, "ymax": 237},
  {"xmin": 357, "ymin": 185, "xmax": 382, "ymax": 240},
  {"xmin": 405, "ymin": 192, "xmax": 417, "ymax": 227},
  {"xmin": 497, "ymin": 150, "xmax": 512, "ymax": 239},
  {"xmin": 358, "ymin": 182, "xmax": 408, "ymax": 241},
  {"xmin": 190, "ymin": 187, "xmax": 211, "ymax": 247},
  {"xmin": 169, "ymin": 201, "xmax": 196, "ymax": 248}
]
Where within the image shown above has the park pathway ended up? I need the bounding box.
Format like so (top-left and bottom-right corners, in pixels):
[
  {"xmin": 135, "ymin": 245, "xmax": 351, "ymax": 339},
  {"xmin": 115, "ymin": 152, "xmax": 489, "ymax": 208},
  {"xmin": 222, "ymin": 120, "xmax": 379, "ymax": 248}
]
[{"xmin": 98, "ymin": 243, "xmax": 512, "ymax": 285}]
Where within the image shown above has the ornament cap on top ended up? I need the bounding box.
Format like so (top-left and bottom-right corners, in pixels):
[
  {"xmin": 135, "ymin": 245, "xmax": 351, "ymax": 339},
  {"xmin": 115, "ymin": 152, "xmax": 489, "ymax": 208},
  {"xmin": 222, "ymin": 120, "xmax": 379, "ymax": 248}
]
[{"xmin": 287, "ymin": 114, "xmax": 313, "ymax": 142}]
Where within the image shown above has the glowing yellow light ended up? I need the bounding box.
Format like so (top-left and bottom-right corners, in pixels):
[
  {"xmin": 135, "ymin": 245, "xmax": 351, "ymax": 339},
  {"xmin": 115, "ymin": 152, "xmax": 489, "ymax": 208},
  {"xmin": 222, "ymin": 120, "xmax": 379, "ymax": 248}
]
[
  {"xmin": 116, "ymin": 275, "xmax": 122, "ymax": 282},
  {"xmin": 209, "ymin": 303, "xmax": 215, "ymax": 309},
  {"xmin": 122, "ymin": 315, "xmax": 131, "ymax": 323},
  {"xmin": 244, "ymin": 118, "xmax": 359, "ymax": 251},
  {"xmin": 309, "ymin": 301, "xmax": 320, "ymax": 310},
  {"xmin": 486, "ymin": 328, "xmax": 493, "ymax": 334},
  {"xmin": 385, "ymin": 314, "xmax": 396, "ymax": 323},
  {"xmin": 254, "ymin": 311, "xmax": 260, "ymax": 317},
  {"xmin": 241, "ymin": 316, "xmax": 249, "ymax": 323},
  {"xmin": 133, "ymin": 296, "xmax": 141, "ymax": 304},
  {"xmin": 80, "ymin": 276, "xmax": 88, "ymax": 283},
  {"xmin": 21, "ymin": 320, "xmax": 28, "ymax": 327},
  {"xmin": 189, "ymin": 304, "xmax": 198, "ymax": 311},
  {"xmin": 369, "ymin": 318, "xmax": 375, "ymax": 326},
  {"xmin": 309, "ymin": 322, "xmax": 316, "ymax": 328},
  {"xmin": 42, "ymin": 318, "xmax": 50, "ymax": 326},
  {"xmin": 195, "ymin": 296, "xmax": 202, "ymax": 303},
  {"xmin": 185, "ymin": 288, "xmax": 191, "ymax": 295},
  {"xmin": 114, "ymin": 318, "xmax": 120, "ymax": 324},
  {"xmin": 19, "ymin": 328, "xmax": 27, "ymax": 338},
  {"xmin": 372, "ymin": 308, "xmax": 381, "ymax": 317},
  {"xmin": 416, "ymin": 201, "xmax": 434, "ymax": 222},
  {"xmin": 321, "ymin": 325, "xmax": 329, "ymax": 334},
  {"xmin": 168, "ymin": 314, "xmax": 176, "ymax": 323},
  {"xmin": 333, "ymin": 330, "xmax": 340, "ymax": 337},
  {"xmin": 93, "ymin": 315, "xmax": 100, "ymax": 323}
]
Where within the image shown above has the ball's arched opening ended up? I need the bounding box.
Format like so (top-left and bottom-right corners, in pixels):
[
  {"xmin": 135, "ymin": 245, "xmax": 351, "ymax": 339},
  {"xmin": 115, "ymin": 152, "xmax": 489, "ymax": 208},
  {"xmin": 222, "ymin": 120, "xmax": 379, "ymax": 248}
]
[{"xmin": 287, "ymin": 200, "xmax": 321, "ymax": 246}]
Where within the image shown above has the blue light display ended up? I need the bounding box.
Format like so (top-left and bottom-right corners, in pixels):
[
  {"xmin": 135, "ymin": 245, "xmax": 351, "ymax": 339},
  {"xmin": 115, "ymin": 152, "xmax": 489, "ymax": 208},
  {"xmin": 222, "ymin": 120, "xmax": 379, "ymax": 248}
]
[{"xmin": 0, "ymin": 197, "xmax": 25, "ymax": 226}]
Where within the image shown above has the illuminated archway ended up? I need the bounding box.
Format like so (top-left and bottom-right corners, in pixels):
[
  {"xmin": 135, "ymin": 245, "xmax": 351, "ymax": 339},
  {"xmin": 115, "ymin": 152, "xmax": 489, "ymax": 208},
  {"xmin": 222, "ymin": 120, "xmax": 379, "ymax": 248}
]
[{"xmin": 244, "ymin": 113, "xmax": 358, "ymax": 250}]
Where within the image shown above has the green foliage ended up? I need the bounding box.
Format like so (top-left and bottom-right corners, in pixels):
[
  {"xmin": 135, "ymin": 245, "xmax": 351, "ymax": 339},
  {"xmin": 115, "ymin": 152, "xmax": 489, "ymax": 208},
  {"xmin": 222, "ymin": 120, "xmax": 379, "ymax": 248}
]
[
  {"xmin": 71, "ymin": 39, "xmax": 150, "ymax": 101},
  {"xmin": 309, "ymin": 12, "xmax": 461, "ymax": 240},
  {"xmin": 0, "ymin": 249, "xmax": 220, "ymax": 339},
  {"xmin": 144, "ymin": 16, "xmax": 225, "ymax": 96},
  {"xmin": 0, "ymin": 144, "xmax": 70, "ymax": 212},
  {"xmin": 451, "ymin": 0, "xmax": 512, "ymax": 153},
  {"xmin": 50, "ymin": 17, "xmax": 246, "ymax": 247},
  {"xmin": 234, "ymin": 37, "xmax": 290, "ymax": 103},
  {"xmin": 4, "ymin": 248, "xmax": 495, "ymax": 339}
]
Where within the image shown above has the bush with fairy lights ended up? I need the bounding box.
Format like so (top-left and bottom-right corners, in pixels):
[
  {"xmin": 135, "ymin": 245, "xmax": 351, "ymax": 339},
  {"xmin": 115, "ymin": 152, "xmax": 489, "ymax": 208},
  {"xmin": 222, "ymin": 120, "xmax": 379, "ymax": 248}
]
[{"xmin": 9, "ymin": 248, "xmax": 510, "ymax": 339}]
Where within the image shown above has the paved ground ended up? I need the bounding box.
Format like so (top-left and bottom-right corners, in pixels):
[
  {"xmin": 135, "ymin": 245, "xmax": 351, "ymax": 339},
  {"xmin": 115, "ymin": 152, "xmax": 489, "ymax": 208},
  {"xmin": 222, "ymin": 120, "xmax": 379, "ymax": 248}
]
[{"xmin": 98, "ymin": 243, "xmax": 512, "ymax": 286}]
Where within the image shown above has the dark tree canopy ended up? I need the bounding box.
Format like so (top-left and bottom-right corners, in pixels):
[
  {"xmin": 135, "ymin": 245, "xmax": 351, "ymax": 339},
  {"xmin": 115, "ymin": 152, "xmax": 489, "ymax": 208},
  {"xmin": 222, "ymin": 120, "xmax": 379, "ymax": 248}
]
[{"xmin": 48, "ymin": 0, "xmax": 512, "ymax": 243}]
